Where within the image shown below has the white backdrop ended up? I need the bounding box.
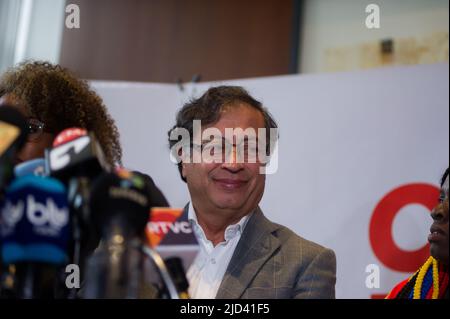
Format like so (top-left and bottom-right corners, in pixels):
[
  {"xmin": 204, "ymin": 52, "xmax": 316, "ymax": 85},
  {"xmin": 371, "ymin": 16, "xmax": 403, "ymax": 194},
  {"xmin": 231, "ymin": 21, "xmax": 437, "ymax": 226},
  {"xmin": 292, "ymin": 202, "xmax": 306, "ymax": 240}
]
[{"xmin": 91, "ymin": 63, "xmax": 449, "ymax": 298}]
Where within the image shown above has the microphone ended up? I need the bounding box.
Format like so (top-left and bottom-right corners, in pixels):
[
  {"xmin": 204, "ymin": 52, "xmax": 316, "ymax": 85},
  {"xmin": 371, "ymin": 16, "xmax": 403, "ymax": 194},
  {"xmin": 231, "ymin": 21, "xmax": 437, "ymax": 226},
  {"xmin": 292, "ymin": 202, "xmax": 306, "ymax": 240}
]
[
  {"xmin": 52, "ymin": 128, "xmax": 88, "ymax": 147},
  {"xmin": 145, "ymin": 207, "xmax": 199, "ymax": 298},
  {"xmin": 0, "ymin": 107, "xmax": 28, "ymax": 277},
  {"xmin": 0, "ymin": 106, "xmax": 28, "ymax": 194},
  {"xmin": 82, "ymin": 170, "xmax": 152, "ymax": 298},
  {"xmin": 164, "ymin": 257, "xmax": 190, "ymax": 299},
  {"xmin": 14, "ymin": 158, "xmax": 47, "ymax": 178},
  {"xmin": 46, "ymin": 128, "xmax": 110, "ymax": 180},
  {"xmin": 45, "ymin": 128, "xmax": 110, "ymax": 290},
  {"xmin": 0, "ymin": 175, "xmax": 70, "ymax": 298}
]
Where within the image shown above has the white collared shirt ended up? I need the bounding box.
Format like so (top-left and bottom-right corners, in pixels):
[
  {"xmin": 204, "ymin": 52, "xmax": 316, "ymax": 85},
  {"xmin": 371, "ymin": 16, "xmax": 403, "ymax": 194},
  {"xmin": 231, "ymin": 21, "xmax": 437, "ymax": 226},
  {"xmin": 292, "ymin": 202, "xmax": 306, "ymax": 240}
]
[{"xmin": 187, "ymin": 202, "xmax": 250, "ymax": 299}]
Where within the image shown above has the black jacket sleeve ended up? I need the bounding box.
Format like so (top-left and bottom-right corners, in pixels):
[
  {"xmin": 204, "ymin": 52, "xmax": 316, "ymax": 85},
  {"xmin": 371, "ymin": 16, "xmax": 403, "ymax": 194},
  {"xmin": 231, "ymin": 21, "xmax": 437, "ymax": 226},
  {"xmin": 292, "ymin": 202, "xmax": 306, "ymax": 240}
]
[{"xmin": 132, "ymin": 171, "xmax": 169, "ymax": 207}]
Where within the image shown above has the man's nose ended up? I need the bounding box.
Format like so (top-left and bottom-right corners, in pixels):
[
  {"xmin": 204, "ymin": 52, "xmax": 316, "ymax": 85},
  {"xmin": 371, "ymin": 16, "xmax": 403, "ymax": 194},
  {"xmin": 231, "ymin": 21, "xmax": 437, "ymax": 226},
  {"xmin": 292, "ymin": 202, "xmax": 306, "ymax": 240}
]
[{"xmin": 221, "ymin": 146, "xmax": 243, "ymax": 171}]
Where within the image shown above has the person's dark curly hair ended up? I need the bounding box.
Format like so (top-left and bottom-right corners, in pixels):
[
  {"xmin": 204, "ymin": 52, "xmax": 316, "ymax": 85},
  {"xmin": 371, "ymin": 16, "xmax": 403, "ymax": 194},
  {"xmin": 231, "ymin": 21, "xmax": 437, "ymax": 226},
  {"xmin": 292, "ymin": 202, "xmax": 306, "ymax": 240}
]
[{"xmin": 0, "ymin": 60, "xmax": 122, "ymax": 166}]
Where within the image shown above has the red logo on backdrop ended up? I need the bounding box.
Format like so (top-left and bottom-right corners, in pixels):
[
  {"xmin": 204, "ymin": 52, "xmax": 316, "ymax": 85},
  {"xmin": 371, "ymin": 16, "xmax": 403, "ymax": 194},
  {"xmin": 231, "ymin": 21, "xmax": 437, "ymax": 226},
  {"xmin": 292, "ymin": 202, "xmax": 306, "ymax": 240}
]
[{"xmin": 369, "ymin": 183, "xmax": 439, "ymax": 272}]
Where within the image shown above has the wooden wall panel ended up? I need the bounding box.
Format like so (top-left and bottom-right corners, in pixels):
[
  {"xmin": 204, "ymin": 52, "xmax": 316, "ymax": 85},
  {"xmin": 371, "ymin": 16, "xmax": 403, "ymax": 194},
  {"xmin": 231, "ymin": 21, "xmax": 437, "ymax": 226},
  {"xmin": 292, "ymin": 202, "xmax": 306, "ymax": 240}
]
[{"xmin": 60, "ymin": 0, "xmax": 295, "ymax": 82}]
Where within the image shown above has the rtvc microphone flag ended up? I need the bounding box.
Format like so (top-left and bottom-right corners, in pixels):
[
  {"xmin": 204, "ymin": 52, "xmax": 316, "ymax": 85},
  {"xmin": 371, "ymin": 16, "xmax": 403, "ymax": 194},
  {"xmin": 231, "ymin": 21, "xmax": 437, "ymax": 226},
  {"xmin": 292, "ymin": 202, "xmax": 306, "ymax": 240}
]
[{"xmin": 146, "ymin": 207, "xmax": 199, "ymax": 271}]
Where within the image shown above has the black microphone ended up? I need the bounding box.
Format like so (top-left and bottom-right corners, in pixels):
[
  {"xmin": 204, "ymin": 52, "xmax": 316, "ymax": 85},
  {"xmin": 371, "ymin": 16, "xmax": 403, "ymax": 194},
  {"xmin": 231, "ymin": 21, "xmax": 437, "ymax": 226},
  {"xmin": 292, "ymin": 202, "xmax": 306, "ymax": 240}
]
[
  {"xmin": 0, "ymin": 106, "xmax": 28, "ymax": 195},
  {"xmin": 82, "ymin": 170, "xmax": 152, "ymax": 298},
  {"xmin": 46, "ymin": 128, "xmax": 110, "ymax": 180},
  {"xmin": 0, "ymin": 174, "xmax": 70, "ymax": 298},
  {"xmin": 45, "ymin": 128, "xmax": 110, "ymax": 294},
  {"xmin": 164, "ymin": 257, "xmax": 190, "ymax": 299}
]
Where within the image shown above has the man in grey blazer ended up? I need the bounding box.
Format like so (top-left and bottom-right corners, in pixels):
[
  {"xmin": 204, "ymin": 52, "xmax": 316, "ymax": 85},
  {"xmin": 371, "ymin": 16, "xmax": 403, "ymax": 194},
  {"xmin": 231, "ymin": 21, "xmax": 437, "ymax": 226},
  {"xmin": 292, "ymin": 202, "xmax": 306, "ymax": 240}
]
[{"xmin": 168, "ymin": 86, "xmax": 336, "ymax": 299}]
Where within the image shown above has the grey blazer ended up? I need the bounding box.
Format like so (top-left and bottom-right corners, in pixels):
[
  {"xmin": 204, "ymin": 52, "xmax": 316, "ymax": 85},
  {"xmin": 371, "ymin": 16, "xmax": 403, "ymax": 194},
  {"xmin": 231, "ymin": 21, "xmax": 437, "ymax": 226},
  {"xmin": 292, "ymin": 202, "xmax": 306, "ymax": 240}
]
[
  {"xmin": 136, "ymin": 205, "xmax": 336, "ymax": 299},
  {"xmin": 212, "ymin": 207, "xmax": 337, "ymax": 299}
]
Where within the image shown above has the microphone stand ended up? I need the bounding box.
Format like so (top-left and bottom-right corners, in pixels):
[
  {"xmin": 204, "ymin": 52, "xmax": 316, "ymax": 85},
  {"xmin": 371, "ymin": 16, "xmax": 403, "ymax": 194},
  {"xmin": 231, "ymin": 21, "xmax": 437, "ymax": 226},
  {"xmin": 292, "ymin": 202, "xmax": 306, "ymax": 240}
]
[
  {"xmin": 141, "ymin": 246, "xmax": 180, "ymax": 299},
  {"xmin": 67, "ymin": 177, "xmax": 91, "ymax": 299}
]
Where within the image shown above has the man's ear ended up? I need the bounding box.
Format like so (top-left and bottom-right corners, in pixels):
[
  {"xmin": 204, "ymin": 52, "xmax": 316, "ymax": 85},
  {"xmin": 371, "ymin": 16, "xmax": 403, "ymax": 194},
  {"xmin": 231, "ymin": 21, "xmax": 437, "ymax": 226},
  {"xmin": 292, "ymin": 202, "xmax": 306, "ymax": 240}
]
[
  {"xmin": 178, "ymin": 144, "xmax": 192, "ymax": 180},
  {"xmin": 181, "ymin": 162, "xmax": 187, "ymax": 179},
  {"xmin": 180, "ymin": 147, "xmax": 186, "ymax": 179}
]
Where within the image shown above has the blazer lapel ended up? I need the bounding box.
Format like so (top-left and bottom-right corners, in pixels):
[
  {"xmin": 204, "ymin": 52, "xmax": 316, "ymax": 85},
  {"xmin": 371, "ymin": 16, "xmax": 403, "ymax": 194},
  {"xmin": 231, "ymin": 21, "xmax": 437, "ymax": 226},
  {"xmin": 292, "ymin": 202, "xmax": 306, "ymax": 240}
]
[{"xmin": 215, "ymin": 208, "xmax": 281, "ymax": 299}]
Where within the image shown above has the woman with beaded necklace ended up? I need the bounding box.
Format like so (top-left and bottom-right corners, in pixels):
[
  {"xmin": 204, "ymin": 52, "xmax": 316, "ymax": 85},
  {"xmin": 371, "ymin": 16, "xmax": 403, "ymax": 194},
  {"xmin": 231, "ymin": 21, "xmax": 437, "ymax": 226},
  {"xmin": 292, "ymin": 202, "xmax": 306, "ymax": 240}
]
[{"xmin": 386, "ymin": 168, "xmax": 449, "ymax": 299}]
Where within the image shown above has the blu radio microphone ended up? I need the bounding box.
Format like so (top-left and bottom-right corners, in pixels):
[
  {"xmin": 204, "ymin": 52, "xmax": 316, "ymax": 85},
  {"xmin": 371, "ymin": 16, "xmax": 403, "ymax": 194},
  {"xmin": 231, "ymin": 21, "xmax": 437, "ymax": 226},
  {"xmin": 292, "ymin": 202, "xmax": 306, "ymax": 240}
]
[{"xmin": 0, "ymin": 174, "xmax": 70, "ymax": 298}]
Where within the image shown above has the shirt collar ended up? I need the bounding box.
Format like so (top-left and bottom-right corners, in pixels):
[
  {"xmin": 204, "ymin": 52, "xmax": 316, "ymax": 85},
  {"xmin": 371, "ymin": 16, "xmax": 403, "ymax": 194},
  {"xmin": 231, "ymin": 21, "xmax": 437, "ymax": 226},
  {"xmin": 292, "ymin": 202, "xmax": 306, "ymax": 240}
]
[{"xmin": 188, "ymin": 201, "xmax": 253, "ymax": 241}]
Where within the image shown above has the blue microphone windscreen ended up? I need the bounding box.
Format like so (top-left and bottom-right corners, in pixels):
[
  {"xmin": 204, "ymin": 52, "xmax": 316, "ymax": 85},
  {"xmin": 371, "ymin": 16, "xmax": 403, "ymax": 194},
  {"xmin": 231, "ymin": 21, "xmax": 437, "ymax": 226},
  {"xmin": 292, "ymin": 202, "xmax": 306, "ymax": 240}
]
[
  {"xmin": 0, "ymin": 175, "xmax": 69, "ymax": 265},
  {"xmin": 14, "ymin": 158, "xmax": 46, "ymax": 178}
]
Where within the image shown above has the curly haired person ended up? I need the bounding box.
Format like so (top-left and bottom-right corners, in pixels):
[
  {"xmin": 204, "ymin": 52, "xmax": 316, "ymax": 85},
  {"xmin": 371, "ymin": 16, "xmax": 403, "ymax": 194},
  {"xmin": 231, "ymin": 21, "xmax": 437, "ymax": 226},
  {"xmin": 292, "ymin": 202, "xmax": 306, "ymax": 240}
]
[
  {"xmin": 0, "ymin": 61, "xmax": 121, "ymax": 167},
  {"xmin": 0, "ymin": 61, "xmax": 169, "ymax": 285},
  {"xmin": 0, "ymin": 58, "xmax": 169, "ymax": 211}
]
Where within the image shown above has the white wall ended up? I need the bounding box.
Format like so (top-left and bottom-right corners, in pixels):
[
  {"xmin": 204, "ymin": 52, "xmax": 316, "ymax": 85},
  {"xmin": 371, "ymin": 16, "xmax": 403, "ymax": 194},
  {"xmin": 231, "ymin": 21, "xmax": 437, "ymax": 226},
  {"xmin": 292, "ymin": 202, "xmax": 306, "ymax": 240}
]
[
  {"xmin": 0, "ymin": 0, "xmax": 21, "ymax": 73},
  {"xmin": 300, "ymin": 0, "xmax": 449, "ymax": 73},
  {"xmin": 24, "ymin": 0, "xmax": 66, "ymax": 63},
  {"xmin": 0, "ymin": 0, "xmax": 65, "ymax": 73}
]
